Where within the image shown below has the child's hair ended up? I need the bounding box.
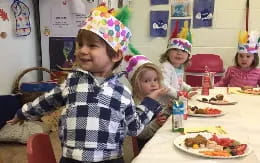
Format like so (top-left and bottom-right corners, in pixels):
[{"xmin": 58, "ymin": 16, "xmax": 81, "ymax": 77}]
[
  {"xmin": 234, "ymin": 52, "xmax": 259, "ymax": 68},
  {"xmin": 159, "ymin": 48, "xmax": 190, "ymax": 66},
  {"xmin": 76, "ymin": 30, "xmax": 122, "ymax": 69},
  {"xmin": 130, "ymin": 63, "xmax": 163, "ymax": 102}
]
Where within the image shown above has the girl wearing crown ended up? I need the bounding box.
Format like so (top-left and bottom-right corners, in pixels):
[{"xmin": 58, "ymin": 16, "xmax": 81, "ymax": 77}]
[
  {"xmin": 159, "ymin": 20, "xmax": 197, "ymax": 101},
  {"xmin": 215, "ymin": 31, "xmax": 260, "ymax": 87},
  {"xmin": 123, "ymin": 54, "xmax": 171, "ymax": 150}
]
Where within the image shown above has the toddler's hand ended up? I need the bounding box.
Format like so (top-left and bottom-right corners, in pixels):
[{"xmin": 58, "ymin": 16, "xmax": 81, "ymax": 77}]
[
  {"xmin": 155, "ymin": 112, "xmax": 167, "ymax": 126},
  {"xmin": 6, "ymin": 116, "xmax": 24, "ymax": 125},
  {"xmin": 147, "ymin": 87, "xmax": 169, "ymax": 100}
]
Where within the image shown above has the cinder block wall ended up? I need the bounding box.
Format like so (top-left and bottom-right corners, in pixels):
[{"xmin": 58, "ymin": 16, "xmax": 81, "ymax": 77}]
[{"xmin": 129, "ymin": 0, "xmax": 260, "ymax": 69}]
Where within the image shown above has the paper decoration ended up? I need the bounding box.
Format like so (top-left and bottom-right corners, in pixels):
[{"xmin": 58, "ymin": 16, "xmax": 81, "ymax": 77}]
[
  {"xmin": 49, "ymin": 37, "xmax": 76, "ymax": 71},
  {"xmin": 0, "ymin": 32, "xmax": 7, "ymax": 39},
  {"xmin": 43, "ymin": 26, "xmax": 51, "ymax": 37},
  {"xmin": 193, "ymin": 0, "xmax": 215, "ymax": 28},
  {"xmin": 0, "ymin": 9, "xmax": 9, "ymax": 21},
  {"xmin": 150, "ymin": 11, "xmax": 169, "ymax": 37},
  {"xmin": 171, "ymin": 0, "xmax": 191, "ymax": 17},
  {"xmin": 170, "ymin": 19, "xmax": 191, "ymax": 34},
  {"xmin": 11, "ymin": 0, "xmax": 31, "ymax": 36},
  {"xmin": 151, "ymin": 0, "xmax": 169, "ymax": 5}
]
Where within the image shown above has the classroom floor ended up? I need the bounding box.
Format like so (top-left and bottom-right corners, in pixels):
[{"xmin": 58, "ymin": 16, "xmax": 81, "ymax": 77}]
[{"xmin": 0, "ymin": 132, "xmax": 135, "ymax": 163}]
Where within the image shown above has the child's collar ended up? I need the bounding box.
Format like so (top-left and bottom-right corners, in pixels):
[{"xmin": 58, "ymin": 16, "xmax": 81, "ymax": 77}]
[{"xmin": 75, "ymin": 68, "xmax": 125, "ymax": 81}]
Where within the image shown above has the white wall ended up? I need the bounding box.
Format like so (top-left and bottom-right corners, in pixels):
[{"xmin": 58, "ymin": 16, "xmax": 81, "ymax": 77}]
[
  {"xmin": 0, "ymin": 0, "xmax": 40, "ymax": 95},
  {"xmin": 129, "ymin": 0, "xmax": 260, "ymax": 69},
  {"xmin": 1, "ymin": 0, "xmax": 260, "ymax": 95}
]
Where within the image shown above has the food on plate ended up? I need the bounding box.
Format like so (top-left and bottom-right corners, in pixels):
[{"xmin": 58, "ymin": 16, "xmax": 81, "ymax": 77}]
[
  {"xmin": 183, "ymin": 134, "xmax": 248, "ymax": 157},
  {"xmin": 188, "ymin": 106, "xmax": 222, "ymax": 115},
  {"xmin": 209, "ymin": 97, "xmax": 217, "ymax": 102},
  {"xmin": 184, "ymin": 134, "xmax": 208, "ymax": 147},
  {"xmin": 198, "ymin": 94, "xmax": 236, "ymax": 105},
  {"xmin": 202, "ymin": 98, "xmax": 208, "ymax": 102},
  {"xmin": 215, "ymin": 94, "xmax": 224, "ymax": 101},
  {"xmin": 238, "ymin": 88, "xmax": 260, "ymax": 95},
  {"xmin": 241, "ymin": 86, "xmax": 253, "ymax": 90}
]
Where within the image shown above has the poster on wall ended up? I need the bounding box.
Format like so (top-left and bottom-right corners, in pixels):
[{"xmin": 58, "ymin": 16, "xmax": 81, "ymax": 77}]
[
  {"xmin": 11, "ymin": 0, "xmax": 31, "ymax": 36},
  {"xmin": 102, "ymin": 0, "xmax": 130, "ymax": 8},
  {"xmin": 170, "ymin": 19, "xmax": 191, "ymax": 33},
  {"xmin": 171, "ymin": 0, "xmax": 191, "ymax": 17},
  {"xmin": 49, "ymin": 37, "xmax": 76, "ymax": 72},
  {"xmin": 68, "ymin": 0, "xmax": 99, "ymax": 14},
  {"xmin": 150, "ymin": 11, "xmax": 169, "ymax": 37},
  {"xmin": 40, "ymin": 0, "xmax": 101, "ymax": 80},
  {"xmin": 193, "ymin": 0, "xmax": 214, "ymax": 28},
  {"xmin": 151, "ymin": 0, "xmax": 169, "ymax": 5}
]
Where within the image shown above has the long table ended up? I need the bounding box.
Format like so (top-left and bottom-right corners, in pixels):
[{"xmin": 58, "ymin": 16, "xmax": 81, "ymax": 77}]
[{"xmin": 132, "ymin": 87, "xmax": 260, "ymax": 163}]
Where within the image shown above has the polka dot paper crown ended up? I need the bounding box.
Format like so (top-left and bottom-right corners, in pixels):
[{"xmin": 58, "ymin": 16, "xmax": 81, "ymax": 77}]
[
  {"xmin": 121, "ymin": 44, "xmax": 152, "ymax": 81},
  {"xmin": 123, "ymin": 54, "xmax": 151, "ymax": 81},
  {"xmin": 238, "ymin": 30, "xmax": 260, "ymax": 54},
  {"xmin": 167, "ymin": 20, "xmax": 192, "ymax": 55},
  {"xmin": 81, "ymin": 4, "xmax": 132, "ymax": 53}
]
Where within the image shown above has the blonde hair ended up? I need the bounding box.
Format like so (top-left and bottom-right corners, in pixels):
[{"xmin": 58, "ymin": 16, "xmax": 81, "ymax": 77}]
[{"xmin": 130, "ymin": 63, "xmax": 163, "ymax": 102}]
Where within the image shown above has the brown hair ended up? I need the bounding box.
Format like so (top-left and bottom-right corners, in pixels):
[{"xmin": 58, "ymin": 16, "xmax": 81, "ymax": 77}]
[
  {"xmin": 234, "ymin": 52, "xmax": 259, "ymax": 68},
  {"xmin": 130, "ymin": 63, "xmax": 163, "ymax": 102},
  {"xmin": 159, "ymin": 48, "xmax": 190, "ymax": 66},
  {"xmin": 75, "ymin": 29, "xmax": 122, "ymax": 69}
]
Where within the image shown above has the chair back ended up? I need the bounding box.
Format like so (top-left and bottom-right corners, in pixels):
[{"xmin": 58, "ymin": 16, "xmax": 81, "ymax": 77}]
[
  {"xmin": 27, "ymin": 133, "xmax": 57, "ymax": 163},
  {"xmin": 185, "ymin": 54, "xmax": 225, "ymax": 86}
]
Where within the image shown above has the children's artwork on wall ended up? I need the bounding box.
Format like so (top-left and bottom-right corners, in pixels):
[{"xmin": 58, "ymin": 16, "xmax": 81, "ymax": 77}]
[
  {"xmin": 11, "ymin": 0, "xmax": 31, "ymax": 36},
  {"xmin": 150, "ymin": 11, "xmax": 169, "ymax": 37},
  {"xmin": 171, "ymin": 0, "xmax": 191, "ymax": 17},
  {"xmin": 151, "ymin": 0, "xmax": 169, "ymax": 5},
  {"xmin": 170, "ymin": 19, "xmax": 191, "ymax": 33},
  {"xmin": 49, "ymin": 37, "xmax": 76, "ymax": 71},
  {"xmin": 0, "ymin": 8, "xmax": 9, "ymax": 21},
  {"xmin": 193, "ymin": 0, "xmax": 214, "ymax": 28}
]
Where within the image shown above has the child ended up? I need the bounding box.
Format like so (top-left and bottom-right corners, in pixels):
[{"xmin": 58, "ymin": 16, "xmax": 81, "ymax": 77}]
[
  {"xmin": 123, "ymin": 54, "xmax": 171, "ymax": 150},
  {"xmin": 215, "ymin": 30, "xmax": 260, "ymax": 87},
  {"xmin": 159, "ymin": 20, "xmax": 196, "ymax": 100},
  {"xmin": 7, "ymin": 6, "xmax": 168, "ymax": 163}
]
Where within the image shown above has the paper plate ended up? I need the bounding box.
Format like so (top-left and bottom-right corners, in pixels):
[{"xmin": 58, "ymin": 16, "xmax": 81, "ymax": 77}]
[
  {"xmin": 188, "ymin": 111, "xmax": 225, "ymax": 117},
  {"xmin": 173, "ymin": 133, "xmax": 252, "ymax": 159},
  {"xmin": 197, "ymin": 99, "xmax": 237, "ymax": 105}
]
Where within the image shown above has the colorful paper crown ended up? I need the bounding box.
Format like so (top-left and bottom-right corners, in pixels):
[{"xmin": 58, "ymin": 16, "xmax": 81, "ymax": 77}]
[
  {"xmin": 123, "ymin": 55, "xmax": 151, "ymax": 81},
  {"xmin": 80, "ymin": 4, "xmax": 132, "ymax": 53},
  {"xmin": 238, "ymin": 30, "xmax": 260, "ymax": 54},
  {"xmin": 167, "ymin": 20, "xmax": 192, "ymax": 55}
]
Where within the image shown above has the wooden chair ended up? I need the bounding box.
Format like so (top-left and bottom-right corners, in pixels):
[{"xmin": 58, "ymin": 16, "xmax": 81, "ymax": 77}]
[
  {"xmin": 131, "ymin": 136, "xmax": 140, "ymax": 157},
  {"xmin": 27, "ymin": 133, "xmax": 57, "ymax": 163}
]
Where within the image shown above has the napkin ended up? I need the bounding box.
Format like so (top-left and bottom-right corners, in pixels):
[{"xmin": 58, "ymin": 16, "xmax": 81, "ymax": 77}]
[
  {"xmin": 227, "ymin": 87, "xmax": 244, "ymax": 95},
  {"xmin": 184, "ymin": 126, "xmax": 227, "ymax": 134}
]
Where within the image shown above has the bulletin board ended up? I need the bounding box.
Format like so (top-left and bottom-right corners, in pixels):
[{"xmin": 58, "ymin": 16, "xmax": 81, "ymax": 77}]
[
  {"xmin": 39, "ymin": 0, "xmax": 100, "ymax": 79},
  {"xmin": 39, "ymin": 0, "xmax": 131, "ymax": 80}
]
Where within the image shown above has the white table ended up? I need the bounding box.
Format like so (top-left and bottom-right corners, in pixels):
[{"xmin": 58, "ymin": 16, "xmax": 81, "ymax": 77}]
[{"xmin": 132, "ymin": 87, "xmax": 260, "ymax": 163}]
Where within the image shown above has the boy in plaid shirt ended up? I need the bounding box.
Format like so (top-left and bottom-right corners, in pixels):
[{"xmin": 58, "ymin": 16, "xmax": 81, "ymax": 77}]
[{"xmin": 7, "ymin": 5, "xmax": 168, "ymax": 163}]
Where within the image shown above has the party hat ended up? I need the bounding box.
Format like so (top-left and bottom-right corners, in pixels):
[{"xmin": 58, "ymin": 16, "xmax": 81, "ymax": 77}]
[
  {"xmin": 167, "ymin": 20, "xmax": 192, "ymax": 55},
  {"xmin": 80, "ymin": 4, "xmax": 132, "ymax": 53},
  {"xmin": 238, "ymin": 30, "xmax": 260, "ymax": 54},
  {"xmin": 122, "ymin": 55, "xmax": 151, "ymax": 81}
]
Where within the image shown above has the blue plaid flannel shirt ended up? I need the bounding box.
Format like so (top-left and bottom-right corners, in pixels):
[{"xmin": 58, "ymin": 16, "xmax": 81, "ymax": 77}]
[{"xmin": 16, "ymin": 69, "xmax": 161, "ymax": 162}]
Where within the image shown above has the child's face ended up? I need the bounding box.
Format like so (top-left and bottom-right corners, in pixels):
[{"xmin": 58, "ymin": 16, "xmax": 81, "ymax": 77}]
[
  {"xmin": 76, "ymin": 40, "xmax": 115, "ymax": 77},
  {"xmin": 139, "ymin": 69, "xmax": 160, "ymax": 97},
  {"xmin": 168, "ymin": 48, "xmax": 189, "ymax": 67},
  {"xmin": 237, "ymin": 53, "xmax": 254, "ymax": 69}
]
